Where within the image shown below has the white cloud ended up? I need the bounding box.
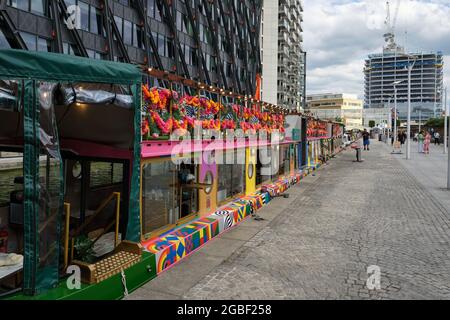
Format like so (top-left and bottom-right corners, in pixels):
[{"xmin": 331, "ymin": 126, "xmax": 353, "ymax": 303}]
[{"xmin": 303, "ymin": 0, "xmax": 450, "ymax": 97}]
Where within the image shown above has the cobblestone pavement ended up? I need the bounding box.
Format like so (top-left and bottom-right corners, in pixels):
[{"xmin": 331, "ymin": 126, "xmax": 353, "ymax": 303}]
[{"xmin": 181, "ymin": 142, "xmax": 450, "ymax": 300}]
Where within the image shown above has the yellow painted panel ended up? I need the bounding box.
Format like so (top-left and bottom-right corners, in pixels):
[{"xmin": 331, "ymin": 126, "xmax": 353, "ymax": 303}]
[
  {"xmin": 315, "ymin": 141, "xmax": 319, "ymax": 164},
  {"xmin": 246, "ymin": 147, "xmax": 257, "ymax": 195}
]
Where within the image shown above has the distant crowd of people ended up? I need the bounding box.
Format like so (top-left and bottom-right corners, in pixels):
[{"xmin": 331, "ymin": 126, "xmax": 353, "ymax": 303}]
[
  {"xmin": 415, "ymin": 130, "xmax": 438, "ymax": 155},
  {"xmin": 350, "ymin": 127, "xmax": 444, "ymax": 161},
  {"xmin": 392, "ymin": 130, "xmax": 442, "ymax": 155}
]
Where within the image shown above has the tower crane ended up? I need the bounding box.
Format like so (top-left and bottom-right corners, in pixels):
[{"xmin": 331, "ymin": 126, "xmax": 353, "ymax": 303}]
[{"xmin": 383, "ymin": 0, "xmax": 402, "ymax": 52}]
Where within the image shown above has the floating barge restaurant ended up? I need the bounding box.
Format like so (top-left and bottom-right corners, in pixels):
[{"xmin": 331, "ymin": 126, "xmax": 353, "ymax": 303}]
[{"xmin": 0, "ymin": 50, "xmax": 344, "ymax": 299}]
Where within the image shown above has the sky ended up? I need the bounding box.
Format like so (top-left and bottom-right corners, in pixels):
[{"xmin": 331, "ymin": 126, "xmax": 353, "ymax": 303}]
[{"xmin": 303, "ymin": 0, "xmax": 450, "ymax": 98}]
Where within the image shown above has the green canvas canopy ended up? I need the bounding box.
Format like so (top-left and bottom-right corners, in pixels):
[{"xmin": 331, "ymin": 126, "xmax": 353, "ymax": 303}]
[
  {"xmin": 0, "ymin": 49, "xmax": 142, "ymax": 84},
  {"xmin": 0, "ymin": 49, "xmax": 142, "ymax": 295}
]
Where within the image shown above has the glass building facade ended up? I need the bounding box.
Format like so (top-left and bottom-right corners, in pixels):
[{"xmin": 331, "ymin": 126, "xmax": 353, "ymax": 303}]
[{"xmin": 0, "ymin": 0, "xmax": 262, "ymax": 96}]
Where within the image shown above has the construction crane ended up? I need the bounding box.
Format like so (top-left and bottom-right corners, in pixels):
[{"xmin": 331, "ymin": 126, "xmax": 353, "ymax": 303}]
[{"xmin": 383, "ymin": 0, "xmax": 402, "ymax": 52}]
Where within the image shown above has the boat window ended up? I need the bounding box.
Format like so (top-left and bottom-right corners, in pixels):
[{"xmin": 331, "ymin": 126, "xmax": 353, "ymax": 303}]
[
  {"xmin": 141, "ymin": 160, "xmax": 178, "ymax": 236},
  {"xmin": 178, "ymin": 162, "xmax": 198, "ymax": 219},
  {"xmin": 90, "ymin": 162, "xmax": 123, "ymax": 188},
  {"xmin": 36, "ymin": 82, "xmax": 63, "ymax": 291},
  {"xmin": 217, "ymin": 150, "xmax": 245, "ymax": 203},
  {"xmin": 0, "ymin": 80, "xmax": 25, "ymax": 296},
  {"xmin": 0, "ymin": 151, "xmax": 24, "ymax": 297},
  {"xmin": 278, "ymin": 145, "xmax": 290, "ymax": 177},
  {"xmin": 256, "ymin": 147, "xmax": 272, "ymax": 185},
  {"xmin": 62, "ymin": 158, "xmax": 127, "ymax": 268}
]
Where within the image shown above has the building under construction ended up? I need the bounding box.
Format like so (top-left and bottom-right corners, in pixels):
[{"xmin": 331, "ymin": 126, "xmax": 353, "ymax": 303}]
[
  {"xmin": 364, "ymin": 1, "xmax": 444, "ymax": 121},
  {"xmin": 364, "ymin": 50, "xmax": 444, "ymax": 121}
]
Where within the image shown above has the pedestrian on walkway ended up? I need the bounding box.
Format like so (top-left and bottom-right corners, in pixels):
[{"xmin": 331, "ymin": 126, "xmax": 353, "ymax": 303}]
[
  {"xmin": 434, "ymin": 132, "xmax": 440, "ymax": 145},
  {"xmin": 417, "ymin": 131, "xmax": 425, "ymax": 153},
  {"xmin": 352, "ymin": 132, "xmax": 363, "ymax": 162},
  {"xmin": 424, "ymin": 131, "xmax": 431, "ymax": 154},
  {"xmin": 398, "ymin": 131, "xmax": 406, "ymax": 149},
  {"xmin": 362, "ymin": 129, "xmax": 370, "ymax": 151}
]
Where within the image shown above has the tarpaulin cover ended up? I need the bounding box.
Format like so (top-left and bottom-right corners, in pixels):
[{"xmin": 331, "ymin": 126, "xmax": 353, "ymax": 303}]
[
  {"xmin": 60, "ymin": 83, "xmax": 133, "ymax": 109},
  {"xmin": 0, "ymin": 50, "xmax": 143, "ymax": 295},
  {"xmin": 125, "ymin": 83, "xmax": 142, "ymax": 242},
  {"xmin": 0, "ymin": 49, "xmax": 141, "ymax": 84}
]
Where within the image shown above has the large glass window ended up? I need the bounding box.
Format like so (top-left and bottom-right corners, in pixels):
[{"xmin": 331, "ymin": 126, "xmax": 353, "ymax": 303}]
[
  {"xmin": 0, "ymin": 30, "xmax": 9, "ymax": 49},
  {"xmin": 114, "ymin": 16, "xmax": 123, "ymax": 38},
  {"xmin": 90, "ymin": 6, "xmax": 103, "ymax": 35},
  {"xmin": 176, "ymin": 11, "xmax": 183, "ymax": 32},
  {"xmin": 184, "ymin": 45, "xmax": 190, "ymax": 65},
  {"xmin": 63, "ymin": 42, "xmax": 76, "ymax": 55},
  {"xmin": 191, "ymin": 48, "xmax": 198, "ymax": 67},
  {"xmin": 167, "ymin": 41, "xmax": 175, "ymax": 59},
  {"xmin": 134, "ymin": 24, "xmax": 144, "ymax": 49},
  {"xmin": 30, "ymin": 0, "xmax": 44, "ymax": 15},
  {"xmin": 147, "ymin": 0, "xmax": 156, "ymax": 18},
  {"xmin": 90, "ymin": 163, "xmax": 123, "ymax": 188},
  {"xmin": 270, "ymin": 146, "xmax": 280, "ymax": 182},
  {"xmin": 123, "ymin": 20, "xmax": 132, "ymax": 46},
  {"xmin": 183, "ymin": 15, "xmax": 193, "ymax": 37},
  {"xmin": 9, "ymin": 0, "xmax": 46, "ymax": 15},
  {"xmin": 141, "ymin": 161, "xmax": 177, "ymax": 236},
  {"xmin": 0, "ymin": 80, "xmax": 24, "ymax": 295},
  {"xmin": 20, "ymin": 32, "xmax": 37, "ymax": 51},
  {"xmin": 256, "ymin": 148, "xmax": 272, "ymax": 185},
  {"xmin": 8, "ymin": 0, "xmax": 28, "ymax": 10},
  {"xmin": 154, "ymin": 2, "xmax": 161, "ymax": 21},
  {"xmin": 79, "ymin": 1, "xmax": 90, "ymax": 32},
  {"xmin": 217, "ymin": 151, "xmax": 245, "ymax": 203},
  {"xmin": 178, "ymin": 163, "xmax": 198, "ymax": 219},
  {"xmin": 157, "ymin": 34, "xmax": 165, "ymax": 56},
  {"xmin": 278, "ymin": 145, "xmax": 290, "ymax": 177},
  {"xmin": 86, "ymin": 49, "xmax": 104, "ymax": 60},
  {"xmin": 37, "ymin": 37, "xmax": 50, "ymax": 52}
]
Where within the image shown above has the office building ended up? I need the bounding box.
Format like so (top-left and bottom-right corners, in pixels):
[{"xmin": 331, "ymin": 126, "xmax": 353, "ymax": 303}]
[{"xmin": 0, "ymin": 0, "xmax": 262, "ymax": 96}]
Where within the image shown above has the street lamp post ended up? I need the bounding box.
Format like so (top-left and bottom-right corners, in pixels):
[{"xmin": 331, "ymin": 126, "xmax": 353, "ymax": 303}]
[
  {"xmin": 388, "ymin": 102, "xmax": 392, "ymax": 144},
  {"xmin": 391, "ymin": 81, "xmax": 402, "ymax": 153},
  {"xmin": 406, "ymin": 57, "xmax": 417, "ymax": 160},
  {"xmin": 383, "ymin": 94, "xmax": 393, "ymax": 144},
  {"xmin": 444, "ymin": 87, "xmax": 448, "ymax": 155},
  {"xmin": 445, "ymin": 87, "xmax": 450, "ymax": 189},
  {"xmin": 418, "ymin": 110, "xmax": 421, "ymax": 133}
]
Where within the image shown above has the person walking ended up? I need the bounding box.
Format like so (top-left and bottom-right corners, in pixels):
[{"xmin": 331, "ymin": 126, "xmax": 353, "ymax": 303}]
[
  {"xmin": 434, "ymin": 131, "xmax": 440, "ymax": 145},
  {"xmin": 424, "ymin": 131, "xmax": 431, "ymax": 154},
  {"xmin": 398, "ymin": 130, "xmax": 406, "ymax": 149},
  {"xmin": 362, "ymin": 129, "xmax": 370, "ymax": 151},
  {"xmin": 352, "ymin": 132, "xmax": 363, "ymax": 162},
  {"xmin": 417, "ymin": 131, "xmax": 425, "ymax": 153}
]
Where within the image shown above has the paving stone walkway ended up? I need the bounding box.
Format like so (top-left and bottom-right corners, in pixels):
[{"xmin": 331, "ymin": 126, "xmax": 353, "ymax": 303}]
[{"xmin": 129, "ymin": 141, "xmax": 450, "ymax": 300}]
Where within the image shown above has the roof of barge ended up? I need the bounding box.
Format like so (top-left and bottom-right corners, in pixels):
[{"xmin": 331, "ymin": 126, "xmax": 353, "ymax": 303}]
[{"xmin": 0, "ymin": 49, "xmax": 141, "ymax": 84}]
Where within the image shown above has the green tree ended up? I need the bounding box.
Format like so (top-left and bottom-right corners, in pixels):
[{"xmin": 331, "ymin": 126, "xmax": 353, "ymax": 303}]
[
  {"xmin": 369, "ymin": 120, "xmax": 376, "ymax": 128},
  {"xmin": 425, "ymin": 117, "xmax": 445, "ymax": 128}
]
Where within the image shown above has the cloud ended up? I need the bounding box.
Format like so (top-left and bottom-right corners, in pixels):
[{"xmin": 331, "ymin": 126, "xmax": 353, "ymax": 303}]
[{"xmin": 303, "ymin": 0, "xmax": 450, "ymax": 98}]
